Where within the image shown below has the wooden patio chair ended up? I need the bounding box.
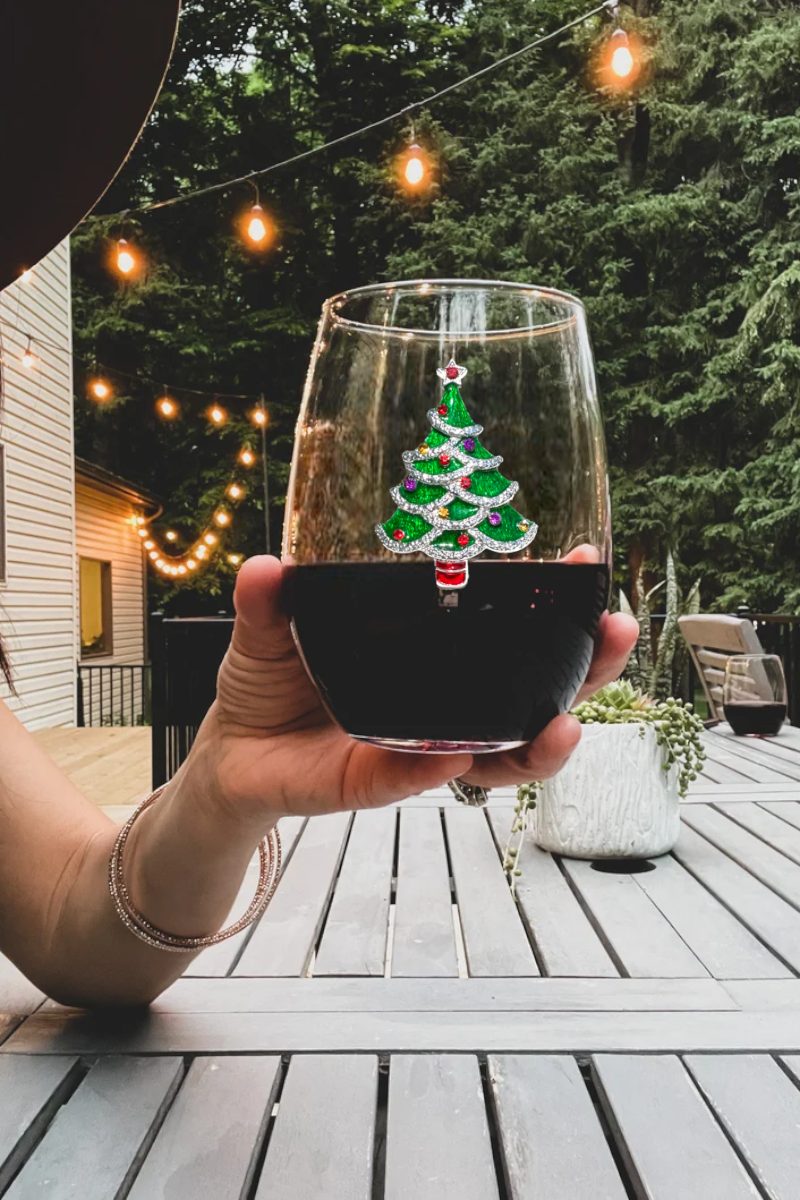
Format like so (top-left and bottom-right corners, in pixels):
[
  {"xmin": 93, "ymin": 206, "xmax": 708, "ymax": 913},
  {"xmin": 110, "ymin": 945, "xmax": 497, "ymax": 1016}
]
[{"xmin": 678, "ymin": 613, "xmax": 764, "ymax": 722}]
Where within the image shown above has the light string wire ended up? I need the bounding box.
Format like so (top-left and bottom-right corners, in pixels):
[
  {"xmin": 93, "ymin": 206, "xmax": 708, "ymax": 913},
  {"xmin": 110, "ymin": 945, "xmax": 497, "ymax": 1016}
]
[{"xmin": 102, "ymin": 0, "xmax": 617, "ymax": 218}]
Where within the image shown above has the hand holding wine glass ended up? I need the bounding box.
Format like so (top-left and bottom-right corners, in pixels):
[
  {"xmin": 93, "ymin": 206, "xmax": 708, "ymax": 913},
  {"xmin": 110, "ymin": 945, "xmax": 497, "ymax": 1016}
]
[{"xmin": 183, "ymin": 553, "xmax": 637, "ymax": 824}]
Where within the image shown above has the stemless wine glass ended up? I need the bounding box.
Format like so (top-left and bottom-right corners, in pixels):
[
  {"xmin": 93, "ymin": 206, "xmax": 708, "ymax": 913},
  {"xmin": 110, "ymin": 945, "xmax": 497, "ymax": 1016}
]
[
  {"xmin": 283, "ymin": 280, "xmax": 611, "ymax": 753},
  {"xmin": 723, "ymin": 654, "xmax": 788, "ymax": 736}
]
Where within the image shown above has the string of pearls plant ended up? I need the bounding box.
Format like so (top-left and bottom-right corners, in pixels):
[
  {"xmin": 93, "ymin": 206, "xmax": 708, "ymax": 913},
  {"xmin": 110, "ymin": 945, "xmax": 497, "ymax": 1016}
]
[{"xmin": 502, "ymin": 681, "xmax": 707, "ymax": 890}]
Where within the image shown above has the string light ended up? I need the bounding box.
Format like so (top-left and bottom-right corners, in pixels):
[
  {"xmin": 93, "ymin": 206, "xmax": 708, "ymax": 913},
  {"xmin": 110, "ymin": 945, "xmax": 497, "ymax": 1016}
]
[
  {"xmin": 227, "ymin": 554, "xmax": 243, "ymax": 565},
  {"xmin": 246, "ymin": 204, "xmax": 270, "ymax": 245},
  {"xmin": 157, "ymin": 395, "xmax": 178, "ymax": 419},
  {"xmin": 214, "ymin": 511, "xmax": 231, "ymax": 527},
  {"xmin": 21, "ymin": 338, "xmax": 37, "ymax": 369},
  {"xmin": 137, "ymin": 528, "xmax": 148, "ymax": 539},
  {"xmin": 196, "ymin": 545, "xmax": 207, "ymax": 558},
  {"xmin": 251, "ymin": 408, "xmax": 268, "ymax": 427},
  {"xmin": 239, "ymin": 447, "xmax": 255, "ymax": 467},
  {"xmin": 89, "ymin": 377, "xmax": 112, "ymax": 402},
  {"xmin": 204, "ymin": 533, "xmax": 217, "ymax": 546},
  {"xmin": 144, "ymin": 540, "xmax": 154, "ymax": 550},
  {"xmin": 209, "ymin": 404, "xmax": 227, "ymax": 425},
  {"xmin": 115, "ymin": 239, "xmax": 138, "ymax": 276},
  {"xmin": 228, "ymin": 483, "xmax": 243, "ymax": 499},
  {"xmin": 610, "ymin": 28, "xmax": 634, "ymax": 77},
  {"xmin": 136, "ymin": 516, "xmax": 146, "ymax": 526},
  {"xmin": 165, "ymin": 531, "xmax": 178, "ymax": 542},
  {"xmin": 403, "ymin": 143, "xmax": 427, "ymax": 188},
  {"xmin": 149, "ymin": 550, "xmax": 159, "ymax": 560},
  {"xmin": 187, "ymin": 558, "xmax": 197, "ymax": 570},
  {"xmin": 19, "ymin": 268, "xmax": 33, "ymax": 284}
]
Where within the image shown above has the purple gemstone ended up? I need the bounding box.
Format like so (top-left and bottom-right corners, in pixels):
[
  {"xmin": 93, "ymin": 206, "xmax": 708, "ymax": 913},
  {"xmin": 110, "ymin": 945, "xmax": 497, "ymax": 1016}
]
[
  {"xmin": 403, "ymin": 477, "xmax": 417, "ymax": 492},
  {"xmin": 488, "ymin": 511, "xmax": 502, "ymax": 527},
  {"xmin": 463, "ymin": 437, "xmax": 475, "ymax": 452}
]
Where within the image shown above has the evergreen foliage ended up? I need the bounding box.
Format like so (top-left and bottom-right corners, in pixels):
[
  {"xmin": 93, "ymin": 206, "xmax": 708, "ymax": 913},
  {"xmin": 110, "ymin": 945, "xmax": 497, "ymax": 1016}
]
[{"xmin": 72, "ymin": 0, "xmax": 800, "ymax": 612}]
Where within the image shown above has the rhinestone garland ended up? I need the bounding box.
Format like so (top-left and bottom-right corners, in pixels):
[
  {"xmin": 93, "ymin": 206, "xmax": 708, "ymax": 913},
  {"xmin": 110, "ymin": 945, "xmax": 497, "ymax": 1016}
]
[{"xmin": 109, "ymin": 786, "xmax": 282, "ymax": 952}]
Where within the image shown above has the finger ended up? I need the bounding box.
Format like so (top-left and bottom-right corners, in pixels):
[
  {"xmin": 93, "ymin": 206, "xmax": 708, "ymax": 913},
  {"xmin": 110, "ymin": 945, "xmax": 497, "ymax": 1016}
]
[
  {"xmin": 576, "ymin": 610, "xmax": 639, "ymax": 702},
  {"xmin": 459, "ymin": 713, "xmax": 582, "ymax": 788},
  {"xmin": 561, "ymin": 544, "xmax": 601, "ymax": 564},
  {"xmin": 344, "ymin": 743, "xmax": 474, "ymax": 809},
  {"xmin": 232, "ymin": 555, "xmax": 296, "ymax": 661}
]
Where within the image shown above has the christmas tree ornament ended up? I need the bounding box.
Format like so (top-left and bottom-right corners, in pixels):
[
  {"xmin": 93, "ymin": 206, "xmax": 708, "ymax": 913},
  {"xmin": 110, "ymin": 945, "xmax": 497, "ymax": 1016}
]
[{"xmin": 376, "ymin": 358, "xmax": 538, "ymax": 589}]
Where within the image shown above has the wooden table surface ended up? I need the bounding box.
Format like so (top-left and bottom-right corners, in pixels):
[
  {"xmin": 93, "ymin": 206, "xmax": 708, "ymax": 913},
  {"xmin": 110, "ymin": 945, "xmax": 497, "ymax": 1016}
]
[{"xmin": 5, "ymin": 724, "xmax": 800, "ymax": 1197}]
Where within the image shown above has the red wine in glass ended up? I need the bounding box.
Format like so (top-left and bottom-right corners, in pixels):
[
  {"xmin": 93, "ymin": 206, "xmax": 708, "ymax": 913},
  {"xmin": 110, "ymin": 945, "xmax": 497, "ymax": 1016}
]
[
  {"xmin": 723, "ymin": 654, "xmax": 787, "ymax": 737},
  {"xmin": 284, "ymin": 281, "xmax": 611, "ymax": 753}
]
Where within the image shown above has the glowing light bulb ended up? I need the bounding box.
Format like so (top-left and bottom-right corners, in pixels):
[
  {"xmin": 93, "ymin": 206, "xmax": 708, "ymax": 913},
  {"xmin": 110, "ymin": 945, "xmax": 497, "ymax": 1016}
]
[
  {"xmin": 149, "ymin": 550, "xmax": 159, "ymax": 560},
  {"xmin": 136, "ymin": 516, "xmax": 146, "ymax": 526},
  {"xmin": 116, "ymin": 239, "xmax": 136, "ymax": 275},
  {"xmin": 215, "ymin": 511, "xmax": 231, "ymax": 527},
  {"xmin": 196, "ymin": 545, "xmax": 207, "ymax": 559},
  {"xmin": 227, "ymin": 554, "xmax": 243, "ymax": 565},
  {"xmin": 21, "ymin": 340, "xmax": 37, "ymax": 369},
  {"xmin": 178, "ymin": 565, "xmax": 187, "ymax": 575},
  {"xmin": 239, "ymin": 448, "xmax": 255, "ymax": 467},
  {"xmin": 90, "ymin": 378, "xmax": 111, "ymax": 401},
  {"xmin": 404, "ymin": 144, "xmax": 426, "ymax": 187},
  {"xmin": 165, "ymin": 531, "xmax": 178, "ymax": 543},
  {"xmin": 187, "ymin": 558, "xmax": 197, "ymax": 570},
  {"xmin": 247, "ymin": 204, "xmax": 268, "ymax": 244},
  {"xmin": 609, "ymin": 28, "xmax": 635, "ymax": 78},
  {"xmin": 156, "ymin": 558, "xmax": 165, "ymax": 568},
  {"xmin": 144, "ymin": 540, "xmax": 154, "ymax": 550},
  {"xmin": 157, "ymin": 396, "xmax": 177, "ymax": 419},
  {"xmin": 204, "ymin": 533, "xmax": 217, "ymax": 546},
  {"xmin": 209, "ymin": 405, "xmax": 226, "ymax": 425},
  {"xmin": 227, "ymin": 483, "xmax": 243, "ymax": 500},
  {"xmin": 19, "ymin": 268, "xmax": 33, "ymax": 284},
  {"xmin": 137, "ymin": 528, "xmax": 148, "ymax": 539},
  {"xmin": 251, "ymin": 408, "xmax": 267, "ymax": 427}
]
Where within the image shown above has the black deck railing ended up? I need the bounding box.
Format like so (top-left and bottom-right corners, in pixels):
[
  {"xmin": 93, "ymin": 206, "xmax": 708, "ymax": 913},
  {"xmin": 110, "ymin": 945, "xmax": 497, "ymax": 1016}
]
[
  {"xmin": 78, "ymin": 663, "xmax": 152, "ymax": 727},
  {"xmin": 149, "ymin": 612, "xmax": 233, "ymax": 787}
]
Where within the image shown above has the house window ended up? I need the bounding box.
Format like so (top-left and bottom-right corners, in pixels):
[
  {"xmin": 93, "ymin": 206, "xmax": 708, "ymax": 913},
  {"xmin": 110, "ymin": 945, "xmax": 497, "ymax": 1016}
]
[
  {"xmin": 79, "ymin": 558, "xmax": 113, "ymax": 657},
  {"xmin": 0, "ymin": 444, "xmax": 6, "ymax": 585}
]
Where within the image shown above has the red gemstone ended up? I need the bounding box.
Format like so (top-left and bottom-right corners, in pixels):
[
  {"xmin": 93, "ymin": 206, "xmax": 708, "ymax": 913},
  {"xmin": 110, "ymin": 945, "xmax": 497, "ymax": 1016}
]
[
  {"xmin": 438, "ymin": 453, "xmax": 451, "ymax": 467},
  {"xmin": 392, "ymin": 529, "xmax": 405, "ymax": 541},
  {"xmin": 457, "ymin": 533, "xmax": 469, "ymax": 547},
  {"xmin": 437, "ymin": 404, "xmax": 448, "ymax": 416},
  {"xmin": 446, "ymin": 365, "xmax": 459, "ymax": 380},
  {"xmin": 460, "ymin": 476, "xmax": 472, "ymax": 489}
]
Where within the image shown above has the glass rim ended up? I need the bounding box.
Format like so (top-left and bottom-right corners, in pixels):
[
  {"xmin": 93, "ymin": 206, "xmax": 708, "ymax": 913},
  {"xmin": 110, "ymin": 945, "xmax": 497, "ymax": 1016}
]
[{"xmin": 325, "ymin": 278, "xmax": 586, "ymax": 339}]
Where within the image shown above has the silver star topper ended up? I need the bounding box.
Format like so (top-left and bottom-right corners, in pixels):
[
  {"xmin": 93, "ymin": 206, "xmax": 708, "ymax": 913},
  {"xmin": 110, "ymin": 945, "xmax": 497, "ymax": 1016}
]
[{"xmin": 436, "ymin": 358, "xmax": 468, "ymax": 387}]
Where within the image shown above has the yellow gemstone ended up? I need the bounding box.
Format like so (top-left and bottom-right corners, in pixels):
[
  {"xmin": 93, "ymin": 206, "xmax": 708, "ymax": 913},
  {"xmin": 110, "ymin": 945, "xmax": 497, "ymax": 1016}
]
[
  {"xmin": 438, "ymin": 507, "xmax": 450, "ymax": 519},
  {"xmin": 418, "ymin": 444, "xmax": 430, "ymax": 454},
  {"xmin": 518, "ymin": 520, "xmax": 529, "ymax": 531}
]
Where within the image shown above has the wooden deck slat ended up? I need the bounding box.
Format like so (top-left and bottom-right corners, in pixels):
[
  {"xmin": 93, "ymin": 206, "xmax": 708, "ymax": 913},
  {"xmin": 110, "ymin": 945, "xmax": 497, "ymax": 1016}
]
[
  {"xmin": 392, "ymin": 809, "xmax": 458, "ymax": 978},
  {"xmin": 234, "ymin": 812, "xmax": 352, "ymax": 977},
  {"xmin": 674, "ymin": 825, "xmax": 800, "ymax": 972},
  {"xmin": 561, "ymin": 858, "xmax": 709, "ymax": 978},
  {"xmin": 5, "ymin": 1056, "xmax": 183, "ymax": 1200},
  {"xmin": 147, "ymin": 976, "xmax": 737, "ymax": 1014},
  {"xmin": 185, "ymin": 816, "xmax": 306, "ymax": 978},
  {"xmin": 711, "ymin": 729, "xmax": 800, "ymax": 778},
  {"xmin": 127, "ymin": 1056, "xmax": 281, "ymax": 1200},
  {"xmin": 0, "ymin": 1057, "xmax": 82, "ymax": 1192},
  {"xmin": 716, "ymin": 801, "xmax": 800, "ymax": 867},
  {"xmin": 10, "ymin": 1009, "xmax": 800, "ymax": 1055},
  {"xmin": 444, "ymin": 809, "xmax": 538, "ymax": 977},
  {"xmin": 592, "ymin": 1055, "xmax": 759, "ymax": 1200},
  {"xmin": 315, "ymin": 809, "xmax": 395, "ymax": 977},
  {"xmin": 685, "ymin": 1053, "xmax": 800, "ymax": 1200},
  {"xmin": 703, "ymin": 742, "xmax": 790, "ymax": 785},
  {"xmin": 759, "ymin": 801, "xmax": 800, "ymax": 830},
  {"xmin": 385, "ymin": 1056, "xmax": 499, "ymax": 1200},
  {"xmin": 633, "ymin": 852, "xmax": 791, "ymax": 979},
  {"xmin": 488, "ymin": 1055, "xmax": 627, "ymax": 1199},
  {"xmin": 683, "ymin": 804, "xmax": 800, "ymax": 911},
  {"xmin": 256, "ymin": 1055, "xmax": 378, "ymax": 1200},
  {"xmin": 487, "ymin": 809, "xmax": 618, "ymax": 978}
]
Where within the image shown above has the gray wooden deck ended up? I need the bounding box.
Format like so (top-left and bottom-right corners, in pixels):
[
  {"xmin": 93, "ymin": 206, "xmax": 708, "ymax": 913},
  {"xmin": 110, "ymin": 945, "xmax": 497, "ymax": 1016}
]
[{"xmin": 4, "ymin": 724, "xmax": 800, "ymax": 1196}]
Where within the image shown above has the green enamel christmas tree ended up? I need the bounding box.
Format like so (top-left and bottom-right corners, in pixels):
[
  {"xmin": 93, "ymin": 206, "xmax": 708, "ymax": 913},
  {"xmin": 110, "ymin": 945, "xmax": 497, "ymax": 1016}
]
[{"xmin": 375, "ymin": 359, "xmax": 537, "ymax": 588}]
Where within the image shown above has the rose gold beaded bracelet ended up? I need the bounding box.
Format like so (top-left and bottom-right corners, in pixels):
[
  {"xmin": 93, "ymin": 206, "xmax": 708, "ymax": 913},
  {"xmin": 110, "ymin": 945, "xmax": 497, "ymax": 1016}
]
[{"xmin": 108, "ymin": 786, "xmax": 282, "ymax": 953}]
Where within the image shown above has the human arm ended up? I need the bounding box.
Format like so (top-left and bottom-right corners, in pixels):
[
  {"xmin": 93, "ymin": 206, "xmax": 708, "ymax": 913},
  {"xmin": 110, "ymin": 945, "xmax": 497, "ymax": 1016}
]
[{"xmin": 0, "ymin": 555, "xmax": 636, "ymax": 1007}]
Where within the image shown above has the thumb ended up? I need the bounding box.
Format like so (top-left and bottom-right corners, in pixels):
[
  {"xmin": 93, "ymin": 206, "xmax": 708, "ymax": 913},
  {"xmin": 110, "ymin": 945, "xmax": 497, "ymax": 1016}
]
[{"xmin": 231, "ymin": 555, "xmax": 296, "ymax": 661}]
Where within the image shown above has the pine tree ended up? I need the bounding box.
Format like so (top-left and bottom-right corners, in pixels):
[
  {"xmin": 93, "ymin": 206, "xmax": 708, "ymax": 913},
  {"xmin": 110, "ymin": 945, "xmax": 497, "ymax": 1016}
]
[{"xmin": 376, "ymin": 359, "xmax": 536, "ymax": 588}]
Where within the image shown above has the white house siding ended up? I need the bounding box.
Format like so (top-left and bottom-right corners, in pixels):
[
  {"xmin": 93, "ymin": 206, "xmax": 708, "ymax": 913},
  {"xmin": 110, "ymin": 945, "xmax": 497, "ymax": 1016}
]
[
  {"xmin": 0, "ymin": 242, "xmax": 77, "ymax": 729},
  {"xmin": 75, "ymin": 475, "xmax": 148, "ymax": 726}
]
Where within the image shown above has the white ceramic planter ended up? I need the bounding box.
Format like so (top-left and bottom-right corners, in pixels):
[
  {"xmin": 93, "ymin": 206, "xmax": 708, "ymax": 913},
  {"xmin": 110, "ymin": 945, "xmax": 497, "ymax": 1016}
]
[{"xmin": 533, "ymin": 723, "xmax": 681, "ymax": 859}]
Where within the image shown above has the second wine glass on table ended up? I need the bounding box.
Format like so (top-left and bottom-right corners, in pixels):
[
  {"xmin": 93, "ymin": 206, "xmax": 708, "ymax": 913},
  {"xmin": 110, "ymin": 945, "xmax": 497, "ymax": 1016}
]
[
  {"xmin": 283, "ymin": 279, "xmax": 611, "ymax": 754},
  {"xmin": 723, "ymin": 654, "xmax": 787, "ymax": 736}
]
